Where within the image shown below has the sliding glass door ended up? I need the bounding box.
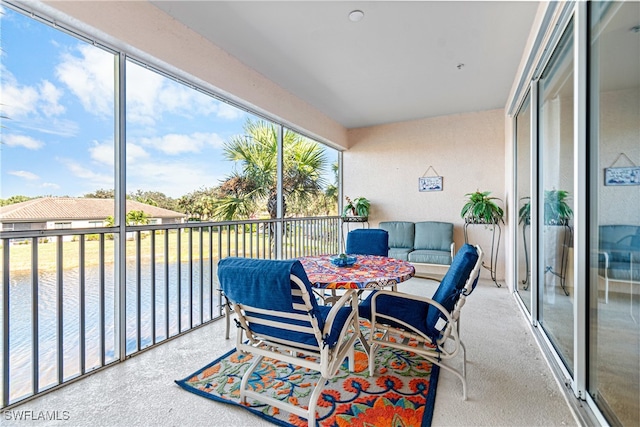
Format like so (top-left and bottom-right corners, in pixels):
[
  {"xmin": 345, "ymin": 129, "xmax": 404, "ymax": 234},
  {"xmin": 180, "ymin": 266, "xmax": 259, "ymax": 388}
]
[
  {"xmin": 515, "ymin": 94, "xmax": 532, "ymax": 314},
  {"xmin": 537, "ymin": 20, "xmax": 575, "ymax": 373},
  {"xmin": 588, "ymin": 2, "xmax": 640, "ymax": 425}
]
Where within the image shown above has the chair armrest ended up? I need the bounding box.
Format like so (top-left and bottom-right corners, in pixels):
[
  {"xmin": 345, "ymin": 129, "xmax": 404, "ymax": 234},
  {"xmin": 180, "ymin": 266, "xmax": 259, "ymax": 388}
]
[
  {"xmin": 598, "ymin": 251, "xmax": 609, "ymax": 268},
  {"xmin": 322, "ymin": 290, "xmax": 358, "ymax": 334},
  {"xmin": 450, "ymin": 242, "xmax": 455, "ymax": 260}
]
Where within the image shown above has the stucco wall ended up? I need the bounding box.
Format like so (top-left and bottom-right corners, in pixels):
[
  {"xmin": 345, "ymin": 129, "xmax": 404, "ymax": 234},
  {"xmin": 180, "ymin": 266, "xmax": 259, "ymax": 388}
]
[
  {"xmin": 598, "ymin": 88, "xmax": 640, "ymax": 225},
  {"xmin": 345, "ymin": 109, "xmax": 507, "ymax": 279}
]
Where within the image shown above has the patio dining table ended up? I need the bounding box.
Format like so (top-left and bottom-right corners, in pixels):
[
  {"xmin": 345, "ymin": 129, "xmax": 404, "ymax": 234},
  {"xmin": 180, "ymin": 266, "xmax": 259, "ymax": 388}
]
[{"xmin": 298, "ymin": 254, "xmax": 415, "ymax": 290}]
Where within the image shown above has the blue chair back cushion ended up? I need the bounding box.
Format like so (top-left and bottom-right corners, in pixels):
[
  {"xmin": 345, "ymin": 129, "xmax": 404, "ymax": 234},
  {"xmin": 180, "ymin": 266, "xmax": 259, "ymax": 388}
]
[
  {"xmin": 424, "ymin": 244, "xmax": 479, "ymax": 338},
  {"xmin": 346, "ymin": 229, "xmax": 389, "ymax": 256},
  {"xmin": 218, "ymin": 257, "xmax": 349, "ymax": 348}
]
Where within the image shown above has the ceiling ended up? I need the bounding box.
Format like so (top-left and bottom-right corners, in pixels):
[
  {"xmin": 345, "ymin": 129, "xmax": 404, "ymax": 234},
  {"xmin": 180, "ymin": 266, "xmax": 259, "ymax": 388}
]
[{"xmin": 151, "ymin": 1, "xmax": 540, "ymax": 129}]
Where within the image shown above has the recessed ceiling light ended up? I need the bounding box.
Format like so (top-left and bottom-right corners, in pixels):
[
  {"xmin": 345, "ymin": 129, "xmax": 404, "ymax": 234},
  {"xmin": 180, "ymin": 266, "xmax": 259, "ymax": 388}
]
[{"xmin": 349, "ymin": 10, "xmax": 364, "ymax": 22}]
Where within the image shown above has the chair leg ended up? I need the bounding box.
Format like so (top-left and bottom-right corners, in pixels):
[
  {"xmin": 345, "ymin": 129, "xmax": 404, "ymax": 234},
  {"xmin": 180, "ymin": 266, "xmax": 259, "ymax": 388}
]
[
  {"xmin": 224, "ymin": 302, "xmax": 230, "ymax": 339},
  {"xmin": 368, "ymin": 342, "xmax": 378, "ymax": 376},
  {"xmin": 434, "ymin": 359, "xmax": 468, "ymax": 400},
  {"xmin": 240, "ymin": 354, "xmax": 264, "ymax": 404},
  {"xmin": 307, "ymin": 377, "xmax": 329, "ymax": 427}
]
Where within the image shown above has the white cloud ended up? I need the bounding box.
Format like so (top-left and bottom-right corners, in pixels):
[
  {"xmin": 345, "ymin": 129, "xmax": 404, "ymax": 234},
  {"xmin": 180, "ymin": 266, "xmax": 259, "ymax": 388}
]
[
  {"xmin": 39, "ymin": 80, "xmax": 65, "ymax": 116},
  {"xmin": 3, "ymin": 134, "xmax": 44, "ymax": 150},
  {"xmin": 127, "ymin": 160, "xmax": 224, "ymax": 198},
  {"xmin": 42, "ymin": 182, "xmax": 61, "ymax": 190},
  {"xmin": 217, "ymin": 102, "xmax": 244, "ymax": 120},
  {"xmin": 1, "ymin": 70, "xmax": 39, "ymax": 119},
  {"xmin": 55, "ymin": 44, "xmax": 114, "ymax": 117},
  {"xmin": 0, "ymin": 67, "xmax": 70, "ymax": 134},
  {"xmin": 88, "ymin": 141, "xmax": 149, "ymax": 167},
  {"xmin": 59, "ymin": 157, "xmax": 113, "ymax": 189},
  {"xmin": 126, "ymin": 61, "xmax": 243, "ymax": 125},
  {"xmin": 8, "ymin": 170, "xmax": 39, "ymax": 180},
  {"xmin": 136, "ymin": 132, "xmax": 224, "ymax": 155}
]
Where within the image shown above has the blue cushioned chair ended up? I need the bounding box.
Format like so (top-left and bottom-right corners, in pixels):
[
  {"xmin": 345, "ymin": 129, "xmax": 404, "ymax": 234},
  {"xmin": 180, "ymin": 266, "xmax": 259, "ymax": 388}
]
[
  {"xmin": 218, "ymin": 257, "xmax": 361, "ymax": 427},
  {"xmin": 359, "ymin": 244, "xmax": 483, "ymax": 400},
  {"xmin": 346, "ymin": 228, "xmax": 389, "ymax": 256}
]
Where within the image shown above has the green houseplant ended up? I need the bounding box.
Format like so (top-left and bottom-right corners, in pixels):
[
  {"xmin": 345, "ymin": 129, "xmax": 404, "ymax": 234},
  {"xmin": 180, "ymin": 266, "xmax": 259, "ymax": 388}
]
[
  {"xmin": 343, "ymin": 196, "xmax": 370, "ymax": 218},
  {"xmin": 518, "ymin": 190, "xmax": 573, "ymax": 226},
  {"xmin": 460, "ymin": 191, "xmax": 504, "ymax": 224},
  {"xmin": 518, "ymin": 197, "xmax": 531, "ymax": 225},
  {"xmin": 543, "ymin": 189, "xmax": 573, "ymax": 225}
]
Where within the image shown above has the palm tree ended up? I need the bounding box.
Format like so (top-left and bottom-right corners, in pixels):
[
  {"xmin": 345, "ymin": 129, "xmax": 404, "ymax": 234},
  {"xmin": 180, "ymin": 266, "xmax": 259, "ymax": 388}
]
[{"xmin": 214, "ymin": 120, "xmax": 328, "ymax": 220}]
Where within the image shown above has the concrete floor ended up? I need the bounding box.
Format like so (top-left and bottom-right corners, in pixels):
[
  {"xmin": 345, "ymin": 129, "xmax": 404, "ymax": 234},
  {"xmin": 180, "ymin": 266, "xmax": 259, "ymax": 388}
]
[{"xmin": 2, "ymin": 277, "xmax": 579, "ymax": 426}]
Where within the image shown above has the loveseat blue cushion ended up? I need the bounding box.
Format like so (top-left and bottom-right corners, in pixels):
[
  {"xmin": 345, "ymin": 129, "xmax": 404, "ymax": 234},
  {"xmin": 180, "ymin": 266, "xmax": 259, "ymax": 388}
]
[
  {"xmin": 388, "ymin": 248, "xmax": 413, "ymax": 261},
  {"xmin": 346, "ymin": 229, "xmax": 389, "ymax": 256},
  {"xmin": 379, "ymin": 221, "xmax": 415, "ymax": 250},
  {"xmin": 599, "ymin": 225, "xmax": 640, "ymax": 263},
  {"xmin": 414, "ymin": 221, "xmax": 453, "ymax": 252},
  {"xmin": 408, "ymin": 249, "xmax": 452, "ymax": 265},
  {"xmin": 424, "ymin": 244, "xmax": 479, "ymax": 339}
]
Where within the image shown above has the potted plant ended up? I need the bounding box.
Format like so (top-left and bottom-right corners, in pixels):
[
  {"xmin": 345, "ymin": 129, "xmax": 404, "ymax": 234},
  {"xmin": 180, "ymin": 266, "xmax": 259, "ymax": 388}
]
[
  {"xmin": 543, "ymin": 189, "xmax": 572, "ymax": 225},
  {"xmin": 460, "ymin": 190, "xmax": 504, "ymax": 224},
  {"xmin": 518, "ymin": 190, "xmax": 573, "ymax": 226},
  {"xmin": 343, "ymin": 196, "xmax": 370, "ymax": 220},
  {"xmin": 518, "ymin": 197, "xmax": 531, "ymax": 225}
]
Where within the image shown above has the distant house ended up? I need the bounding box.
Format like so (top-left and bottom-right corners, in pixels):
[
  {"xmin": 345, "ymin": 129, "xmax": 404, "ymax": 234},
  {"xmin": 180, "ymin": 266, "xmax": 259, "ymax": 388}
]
[{"xmin": 0, "ymin": 197, "xmax": 186, "ymax": 232}]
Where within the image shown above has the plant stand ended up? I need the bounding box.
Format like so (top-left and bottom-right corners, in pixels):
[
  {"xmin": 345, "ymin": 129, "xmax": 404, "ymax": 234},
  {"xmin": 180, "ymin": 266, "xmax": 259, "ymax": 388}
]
[
  {"xmin": 543, "ymin": 224, "xmax": 572, "ymax": 297},
  {"xmin": 464, "ymin": 220, "xmax": 502, "ymax": 287},
  {"xmin": 522, "ymin": 222, "xmax": 531, "ymax": 290}
]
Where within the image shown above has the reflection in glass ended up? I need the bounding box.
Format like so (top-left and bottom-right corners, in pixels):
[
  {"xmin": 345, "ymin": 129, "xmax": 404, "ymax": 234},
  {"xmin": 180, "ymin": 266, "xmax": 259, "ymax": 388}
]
[
  {"xmin": 589, "ymin": 2, "xmax": 640, "ymax": 425},
  {"xmin": 516, "ymin": 95, "xmax": 532, "ymax": 313},
  {"xmin": 537, "ymin": 20, "xmax": 574, "ymax": 373}
]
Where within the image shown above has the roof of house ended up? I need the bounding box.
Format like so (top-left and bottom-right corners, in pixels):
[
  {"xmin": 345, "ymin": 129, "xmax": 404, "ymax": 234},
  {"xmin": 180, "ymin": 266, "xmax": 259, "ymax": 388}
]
[{"xmin": 0, "ymin": 197, "xmax": 186, "ymax": 222}]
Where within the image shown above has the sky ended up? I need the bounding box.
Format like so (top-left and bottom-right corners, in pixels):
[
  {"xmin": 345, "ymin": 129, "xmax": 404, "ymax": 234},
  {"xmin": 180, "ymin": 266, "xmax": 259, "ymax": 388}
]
[{"xmin": 0, "ymin": 5, "xmax": 337, "ymax": 200}]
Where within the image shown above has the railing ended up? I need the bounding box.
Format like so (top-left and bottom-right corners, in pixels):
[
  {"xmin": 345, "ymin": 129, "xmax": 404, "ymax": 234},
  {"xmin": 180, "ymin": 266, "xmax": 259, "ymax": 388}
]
[{"xmin": 0, "ymin": 216, "xmax": 340, "ymax": 408}]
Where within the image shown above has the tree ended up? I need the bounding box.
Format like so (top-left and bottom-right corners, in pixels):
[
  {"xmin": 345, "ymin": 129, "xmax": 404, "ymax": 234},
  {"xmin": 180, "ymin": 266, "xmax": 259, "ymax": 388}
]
[
  {"xmin": 0, "ymin": 195, "xmax": 32, "ymax": 206},
  {"xmin": 104, "ymin": 210, "xmax": 149, "ymax": 226},
  {"xmin": 213, "ymin": 119, "xmax": 327, "ymax": 220},
  {"xmin": 84, "ymin": 189, "xmax": 114, "ymax": 199}
]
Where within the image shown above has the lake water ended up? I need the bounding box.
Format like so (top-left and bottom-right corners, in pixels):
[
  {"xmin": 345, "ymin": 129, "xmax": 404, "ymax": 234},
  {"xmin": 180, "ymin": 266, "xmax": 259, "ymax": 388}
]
[{"xmin": 5, "ymin": 259, "xmax": 219, "ymax": 401}]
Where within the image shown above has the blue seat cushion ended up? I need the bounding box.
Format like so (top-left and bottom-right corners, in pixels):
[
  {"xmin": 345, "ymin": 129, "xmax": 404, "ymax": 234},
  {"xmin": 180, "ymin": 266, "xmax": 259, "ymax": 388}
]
[
  {"xmin": 346, "ymin": 229, "xmax": 389, "ymax": 256},
  {"xmin": 359, "ymin": 291, "xmax": 431, "ymax": 336},
  {"xmin": 248, "ymin": 304, "xmax": 353, "ymax": 349}
]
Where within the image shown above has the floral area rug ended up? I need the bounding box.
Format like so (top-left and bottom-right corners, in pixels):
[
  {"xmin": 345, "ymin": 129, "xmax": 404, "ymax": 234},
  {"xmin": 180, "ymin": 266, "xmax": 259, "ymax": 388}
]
[{"xmin": 175, "ymin": 322, "xmax": 439, "ymax": 427}]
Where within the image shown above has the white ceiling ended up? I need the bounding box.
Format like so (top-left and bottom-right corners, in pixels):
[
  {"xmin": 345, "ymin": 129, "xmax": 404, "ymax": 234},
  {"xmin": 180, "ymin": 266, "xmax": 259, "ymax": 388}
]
[{"xmin": 151, "ymin": 1, "xmax": 540, "ymax": 129}]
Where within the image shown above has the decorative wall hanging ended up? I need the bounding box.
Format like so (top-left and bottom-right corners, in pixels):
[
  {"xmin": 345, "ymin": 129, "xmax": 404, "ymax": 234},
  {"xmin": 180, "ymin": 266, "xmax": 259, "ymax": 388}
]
[
  {"xmin": 604, "ymin": 153, "xmax": 639, "ymax": 186},
  {"xmin": 419, "ymin": 166, "xmax": 443, "ymax": 192}
]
